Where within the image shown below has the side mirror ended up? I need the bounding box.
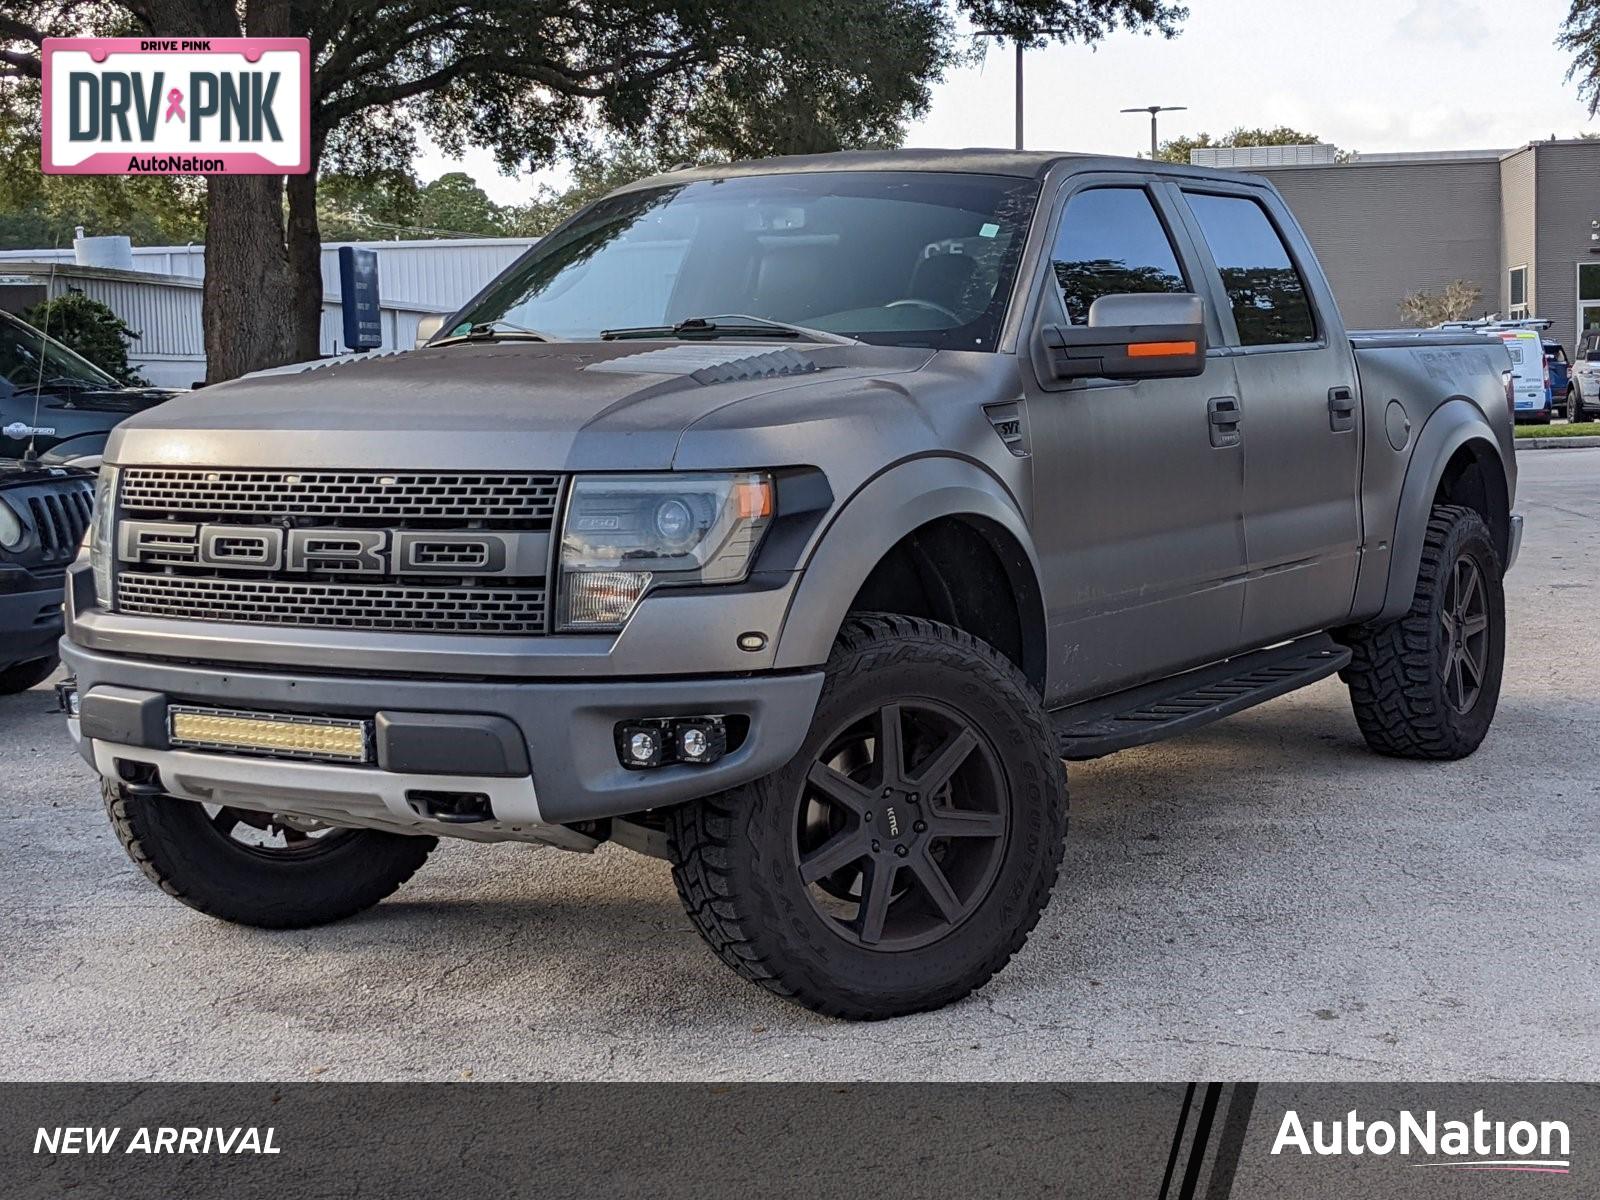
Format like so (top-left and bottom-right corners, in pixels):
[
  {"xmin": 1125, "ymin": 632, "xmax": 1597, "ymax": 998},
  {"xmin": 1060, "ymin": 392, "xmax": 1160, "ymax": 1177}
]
[
  {"xmin": 1587, "ymin": 350, "xmax": 1600, "ymax": 363},
  {"xmin": 414, "ymin": 314, "xmax": 446, "ymax": 348},
  {"xmin": 1041, "ymin": 293, "xmax": 1207, "ymax": 381}
]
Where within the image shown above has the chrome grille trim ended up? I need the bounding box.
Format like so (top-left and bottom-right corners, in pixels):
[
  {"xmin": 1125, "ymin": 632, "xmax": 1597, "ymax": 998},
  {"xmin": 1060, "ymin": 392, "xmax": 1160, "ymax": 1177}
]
[
  {"xmin": 116, "ymin": 573, "xmax": 547, "ymax": 634},
  {"xmin": 119, "ymin": 468, "xmax": 562, "ymax": 524}
]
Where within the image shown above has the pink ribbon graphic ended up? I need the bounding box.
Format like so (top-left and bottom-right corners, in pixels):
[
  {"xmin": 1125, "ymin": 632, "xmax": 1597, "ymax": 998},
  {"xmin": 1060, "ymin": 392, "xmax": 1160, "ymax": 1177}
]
[{"xmin": 164, "ymin": 88, "xmax": 185, "ymax": 123}]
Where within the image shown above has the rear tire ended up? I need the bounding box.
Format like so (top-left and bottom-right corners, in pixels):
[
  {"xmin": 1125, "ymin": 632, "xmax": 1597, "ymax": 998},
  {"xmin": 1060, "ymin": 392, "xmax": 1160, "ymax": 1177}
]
[
  {"xmin": 1338, "ymin": 505, "xmax": 1504, "ymax": 760},
  {"xmin": 103, "ymin": 778, "xmax": 437, "ymax": 928},
  {"xmin": 667, "ymin": 614, "xmax": 1066, "ymax": 1020},
  {"xmin": 0, "ymin": 655, "xmax": 58, "ymax": 694}
]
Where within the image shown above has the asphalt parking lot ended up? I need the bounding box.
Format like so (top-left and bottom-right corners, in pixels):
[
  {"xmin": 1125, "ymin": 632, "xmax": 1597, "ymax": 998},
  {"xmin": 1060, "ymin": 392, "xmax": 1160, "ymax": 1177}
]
[{"xmin": 3, "ymin": 449, "xmax": 1596, "ymax": 1083}]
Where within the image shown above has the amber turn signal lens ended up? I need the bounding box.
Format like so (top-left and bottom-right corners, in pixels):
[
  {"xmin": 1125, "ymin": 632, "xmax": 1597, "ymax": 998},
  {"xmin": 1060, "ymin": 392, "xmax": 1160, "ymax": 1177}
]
[
  {"xmin": 1127, "ymin": 340, "xmax": 1199, "ymax": 358},
  {"xmin": 733, "ymin": 478, "xmax": 774, "ymax": 520}
]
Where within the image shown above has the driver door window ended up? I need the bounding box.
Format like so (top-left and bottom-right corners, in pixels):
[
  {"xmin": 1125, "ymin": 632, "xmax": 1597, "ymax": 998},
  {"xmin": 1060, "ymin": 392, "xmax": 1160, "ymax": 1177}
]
[{"xmin": 1048, "ymin": 188, "xmax": 1188, "ymax": 324}]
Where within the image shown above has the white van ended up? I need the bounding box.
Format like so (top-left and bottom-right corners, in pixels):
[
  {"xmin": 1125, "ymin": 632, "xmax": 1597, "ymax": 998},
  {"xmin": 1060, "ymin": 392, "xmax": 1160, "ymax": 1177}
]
[
  {"xmin": 1497, "ymin": 329, "xmax": 1552, "ymax": 422},
  {"xmin": 1437, "ymin": 320, "xmax": 1551, "ymax": 423}
]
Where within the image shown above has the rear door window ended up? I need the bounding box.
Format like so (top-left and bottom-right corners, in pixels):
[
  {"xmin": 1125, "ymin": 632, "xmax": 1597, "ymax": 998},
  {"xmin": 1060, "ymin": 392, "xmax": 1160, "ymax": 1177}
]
[
  {"xmin": 1048, "ymin": 187, "xmax": 1188, "ymax": 325},
  {"xmin": 1184, "ymin": 193, "xmax": 1317, "ymax": 346}
]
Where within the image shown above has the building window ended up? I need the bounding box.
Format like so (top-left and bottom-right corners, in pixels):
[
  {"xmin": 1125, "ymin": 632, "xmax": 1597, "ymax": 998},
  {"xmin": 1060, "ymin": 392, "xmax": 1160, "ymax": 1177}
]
[
  {"xmin": 1509, "ymin": 266, "xmax": 1529, "ymax": 319},
  {"xmin": 1581, "ymin": 263, "xmax": 1600, "ymax": 341}
]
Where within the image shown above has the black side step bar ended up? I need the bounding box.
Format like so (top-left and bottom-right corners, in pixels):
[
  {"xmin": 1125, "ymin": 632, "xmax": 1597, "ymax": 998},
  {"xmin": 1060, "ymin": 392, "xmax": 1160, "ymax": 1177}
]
[{"xmin": 1051, "ymin": 633, "xmax": 1352, "ymax": 761}]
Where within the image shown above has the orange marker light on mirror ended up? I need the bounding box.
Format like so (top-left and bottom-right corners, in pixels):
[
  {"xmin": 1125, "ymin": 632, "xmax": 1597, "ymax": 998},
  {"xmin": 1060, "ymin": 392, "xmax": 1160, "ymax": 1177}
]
[{"xmin": 1127, "ymin": 341, "xmax": 1198, "ymax": 358}]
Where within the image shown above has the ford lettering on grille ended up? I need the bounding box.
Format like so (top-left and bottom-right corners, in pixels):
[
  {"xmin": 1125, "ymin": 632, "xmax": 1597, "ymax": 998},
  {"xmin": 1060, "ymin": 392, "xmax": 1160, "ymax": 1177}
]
[{"xmin": 117, "ymin": 521, "xmax": 547, "ymax": 577}]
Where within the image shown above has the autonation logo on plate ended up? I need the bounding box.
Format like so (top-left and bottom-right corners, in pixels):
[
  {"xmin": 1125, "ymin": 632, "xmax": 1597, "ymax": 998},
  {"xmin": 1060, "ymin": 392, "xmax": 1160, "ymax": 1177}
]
[
  {"xmin": 1273, "ymin": 1107, "xmax": 1573, "ymax": 1175},
  {"xmin": 41, "ymin": 37, "xmax": 308, "ymax": 175}
]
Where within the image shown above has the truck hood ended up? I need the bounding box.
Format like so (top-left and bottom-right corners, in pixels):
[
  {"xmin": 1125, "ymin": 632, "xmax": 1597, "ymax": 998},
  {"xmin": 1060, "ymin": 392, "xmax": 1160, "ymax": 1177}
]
[{"xmin": 107, "ymin": 340, "xmax": 934, "ymax": 472}]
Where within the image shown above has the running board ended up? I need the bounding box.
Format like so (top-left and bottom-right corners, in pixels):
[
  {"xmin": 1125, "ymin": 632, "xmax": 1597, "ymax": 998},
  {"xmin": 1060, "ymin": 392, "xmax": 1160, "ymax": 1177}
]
[{"xmin": 1051, "ymin": 634, "xmax": 1352, "ymax": 761}]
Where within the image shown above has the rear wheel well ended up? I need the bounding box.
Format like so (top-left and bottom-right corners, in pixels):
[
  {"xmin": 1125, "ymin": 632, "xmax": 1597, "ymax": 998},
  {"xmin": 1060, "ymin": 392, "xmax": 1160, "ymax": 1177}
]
[
  {"xmin": 1433, "ymin": 441, "xmax": 1510, "ymax": 564},
  {"xmin": 847, "ymin": 516, "xmax": 1046, "ymax": 694}
]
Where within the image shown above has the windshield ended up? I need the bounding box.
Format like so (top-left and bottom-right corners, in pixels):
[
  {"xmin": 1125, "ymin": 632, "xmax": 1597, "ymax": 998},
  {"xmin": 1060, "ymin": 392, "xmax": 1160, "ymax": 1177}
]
[
  {"xmin": 447, "ymin": 171, "xmax": 1040, "ymax": 351},
  {"xmin": 0, "ymin": 309, "xmax": 120, "ymax": 392}
]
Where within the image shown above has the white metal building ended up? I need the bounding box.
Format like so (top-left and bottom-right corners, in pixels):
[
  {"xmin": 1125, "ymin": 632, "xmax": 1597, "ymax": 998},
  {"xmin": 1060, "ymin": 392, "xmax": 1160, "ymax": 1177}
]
[{"xmin": 0, "ymin": 234, "xmax": 538, "ymax": 387}]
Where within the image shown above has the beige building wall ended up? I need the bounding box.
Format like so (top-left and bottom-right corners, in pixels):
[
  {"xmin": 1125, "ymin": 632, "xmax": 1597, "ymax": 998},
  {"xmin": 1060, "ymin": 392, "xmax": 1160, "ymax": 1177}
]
[
  {"xmin": 1531, "ymin": 140, "xmax": 1600, "ymax": 352},
  {"xmin": 1499, "ymin": 147, "xmax": 1537, "ymax": 319},
  {"xmin": 1260, "ymin": 158, "xmax": 1502, "ymax": 332}
]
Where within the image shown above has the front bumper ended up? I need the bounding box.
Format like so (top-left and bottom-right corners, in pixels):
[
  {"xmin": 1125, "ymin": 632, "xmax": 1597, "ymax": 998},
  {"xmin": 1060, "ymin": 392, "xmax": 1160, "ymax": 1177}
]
[
  {"xmin": 1506, "ymin": 512, "xmax": 1524, "ymax": 572},
  {"xmin": 61, "ymin": 639, "xmax": 823, "ymax": 842},
  {"xmin": 0, "ymin": 579, "xmax": 65, "ymax": 667}
]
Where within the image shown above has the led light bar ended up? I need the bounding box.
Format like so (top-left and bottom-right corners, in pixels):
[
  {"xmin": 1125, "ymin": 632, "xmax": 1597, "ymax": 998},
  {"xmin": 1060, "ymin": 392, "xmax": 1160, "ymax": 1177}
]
[{"xmin": 168, "ymin": 705, "xmax": 371, "ymax": 763}]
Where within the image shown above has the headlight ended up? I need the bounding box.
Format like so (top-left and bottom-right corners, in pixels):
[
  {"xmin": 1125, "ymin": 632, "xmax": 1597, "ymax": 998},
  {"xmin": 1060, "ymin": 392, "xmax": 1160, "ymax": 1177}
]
[
  {"xmin": 0, "ymin": 500, "xmax": 21, "ymax": 550},
  {"xmin": 88, "ymin": 465, "xmax": 118, "ymax": 609},
  {"xmin": 558, "ymin": 472, "xmax": 773, "ymax": 631}
]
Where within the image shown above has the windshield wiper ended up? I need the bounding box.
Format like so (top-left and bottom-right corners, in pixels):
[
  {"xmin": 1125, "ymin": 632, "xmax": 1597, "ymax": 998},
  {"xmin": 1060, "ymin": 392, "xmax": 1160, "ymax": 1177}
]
[
  {"xmin": 432, "ymin": 319, "xmax": 564, "ymax": 345},
  {"xmin": 600, "ymin": 315, "xmax": 859, "ymax": 345},
  {"xmin": 34, "ymin": 375, "xmax": 108, "ymax": 392}
]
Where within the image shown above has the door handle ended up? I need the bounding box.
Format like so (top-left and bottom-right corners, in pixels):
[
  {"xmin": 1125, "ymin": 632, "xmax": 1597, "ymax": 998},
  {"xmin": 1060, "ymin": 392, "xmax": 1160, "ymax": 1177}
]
[
  {"xmin": 1328, "ymin": 386, "xmax": 1357, "ymax": 432},
  {"xmin": 1207, "ymin": 396, "xmax": 1242, "ymax": 448}
]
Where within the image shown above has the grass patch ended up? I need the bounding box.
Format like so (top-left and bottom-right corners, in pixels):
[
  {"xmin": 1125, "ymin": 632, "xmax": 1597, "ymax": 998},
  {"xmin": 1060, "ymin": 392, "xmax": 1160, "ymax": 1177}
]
[{"xmin": 1515, "ymin": 421, "xmax": 1600, "ymax": 438}]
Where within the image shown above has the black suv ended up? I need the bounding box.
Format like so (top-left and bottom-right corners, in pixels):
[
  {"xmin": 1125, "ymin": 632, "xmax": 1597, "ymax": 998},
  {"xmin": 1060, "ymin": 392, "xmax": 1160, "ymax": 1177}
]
[
  {"xmin": 0, "ymin": 457, "xmax": 93, "ymax": 692},
  {"xmin": 0, "ymin": 308, "xmax": 172, "ymax": 465}
]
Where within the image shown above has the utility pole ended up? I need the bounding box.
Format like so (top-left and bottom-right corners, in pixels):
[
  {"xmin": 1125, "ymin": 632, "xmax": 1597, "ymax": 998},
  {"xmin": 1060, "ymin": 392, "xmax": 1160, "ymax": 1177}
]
[
  {"xmin": 978, "ymin": 30, "xmax": 1068, "ymax": 151},
  {"xmin": 1121, "ymin": 104, "xmax": 1187, "ymax": 160},
  {"xmin": 1014, "ymin": 42, "xmax": 1024, "ymax": 151}
]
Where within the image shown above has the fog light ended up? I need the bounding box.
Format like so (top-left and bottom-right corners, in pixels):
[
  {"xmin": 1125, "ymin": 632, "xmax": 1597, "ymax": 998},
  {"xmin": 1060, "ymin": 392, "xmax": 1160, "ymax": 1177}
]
[
  {"xmin": 618, "ymin": 723, "xmax": 666, "ymax": 769},
  {"xmin": 615, "ymin": 716, "xmax": 728, "ymax": 769},
  {"xmin": 672, "ymin": 718, "xmax": 727, "ymax": 765}
]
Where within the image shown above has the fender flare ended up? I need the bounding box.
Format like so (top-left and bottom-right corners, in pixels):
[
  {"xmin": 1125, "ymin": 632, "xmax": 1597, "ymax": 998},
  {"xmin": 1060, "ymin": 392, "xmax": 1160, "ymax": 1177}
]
[
  {"xmin": 1376, "ymin": 398, "xmax": 1510, "ymax": 624},
  {"xmin": 771, "ymin": 456, "xmax": 1045, "ymax": 676}
]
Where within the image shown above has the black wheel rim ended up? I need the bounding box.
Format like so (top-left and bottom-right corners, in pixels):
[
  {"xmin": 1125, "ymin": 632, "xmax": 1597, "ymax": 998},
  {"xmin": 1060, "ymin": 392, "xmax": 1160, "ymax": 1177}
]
[
  {"xmin": 1439, "ymin": 552, "xmax": 1490, "ymax": 715},
  {"xmin": 203, "ymin": 804, "xmax": 353, "ymax": 860},
  {"xmin": 793, "ymin": 699, "xmax": 1008, "ymax": 951}
]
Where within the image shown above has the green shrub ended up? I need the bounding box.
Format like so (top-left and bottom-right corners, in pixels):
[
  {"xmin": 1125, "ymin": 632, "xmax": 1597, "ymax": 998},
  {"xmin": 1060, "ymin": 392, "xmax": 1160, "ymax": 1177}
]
[{"xmin": 17, "ymin": 293, "xmax": 146, "ymax": 386}]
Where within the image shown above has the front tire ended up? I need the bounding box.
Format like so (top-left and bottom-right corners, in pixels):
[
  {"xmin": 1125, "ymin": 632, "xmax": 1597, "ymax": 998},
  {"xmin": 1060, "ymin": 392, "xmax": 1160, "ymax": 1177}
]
[
  {"xmin": 1569, "ymin": 382, "xmax": 1587, "ymax": 424},
  {"xmin": 1338, "ymin": 505, "xmax": 1505, "ymax": 760},
  {"xmin": 104, "ymin": 779, "xmax": 437, "ymax": 928},
  {"xmin": 667, "ymin": 614, "xmax": 1066, "ymax": 1020}
]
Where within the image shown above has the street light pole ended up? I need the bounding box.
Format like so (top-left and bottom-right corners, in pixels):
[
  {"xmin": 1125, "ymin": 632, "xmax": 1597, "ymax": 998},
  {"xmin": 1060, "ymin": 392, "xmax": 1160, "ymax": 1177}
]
[
  {"xmin": 978, "ymin": 30, "xmax": 1068, "ymax": 151},
  {"xmin": 1121, "ymin": 104, "xmax": 1187, "ymax": 160},
  {"xmin": 1015, "ymin": 42, "xmax": 1024, "ymax": 151}
]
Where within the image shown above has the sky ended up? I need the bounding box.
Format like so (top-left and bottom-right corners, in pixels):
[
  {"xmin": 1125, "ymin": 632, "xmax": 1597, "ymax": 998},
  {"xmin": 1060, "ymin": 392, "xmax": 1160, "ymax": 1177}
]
[{"xmin": 417, "ymin": 0, "xmax": 1598, "ymax": 206}]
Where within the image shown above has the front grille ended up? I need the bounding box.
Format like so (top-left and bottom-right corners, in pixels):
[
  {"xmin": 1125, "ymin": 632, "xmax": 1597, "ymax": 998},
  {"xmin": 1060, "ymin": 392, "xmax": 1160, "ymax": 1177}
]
[
  {"xmin": 114, "ymin": 467, "xmax": 560, "ymax": 636},
  {"xmin": 7, "ymin": 477, "xmax": 94, "ymax": 566},
  {"xmin": 117, "ymin": 573, "xmax": 547, "ymax": 634},
  {"xmin": 119, "ymin": 468, "xmax": 562, "ymax": 524}
]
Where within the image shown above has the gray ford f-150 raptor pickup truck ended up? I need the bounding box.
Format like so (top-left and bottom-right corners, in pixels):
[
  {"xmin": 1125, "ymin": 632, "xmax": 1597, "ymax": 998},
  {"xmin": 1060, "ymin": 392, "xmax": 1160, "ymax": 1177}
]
[{"xmin": 59, "ymin": 150, "xmax": 1521, "ymax": 1020}]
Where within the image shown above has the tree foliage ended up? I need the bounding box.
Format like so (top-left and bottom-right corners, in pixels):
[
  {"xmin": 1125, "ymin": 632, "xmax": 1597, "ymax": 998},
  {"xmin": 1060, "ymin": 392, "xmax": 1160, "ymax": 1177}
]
[
  {"xmin": 1562, "ymin": 0, "xmax": 1600, "ymax": 115},
  {"xmin": 18, "ymin": 293, "xmax": 147, "ymax": 385},
  {"xmin": 0, "ymin": 76, "xmax": 205, "ymax": 249},
  {"xmin": 1156, "ymin": 125, "xmax": 1341, "ymax": 164},
  {"xmin": 506, "ymin": 143, "xmax": 711, "ymax": 236},
  {"xmin": 1398, "ymin": 279, "xmax": 1484, "ymax": 327}
]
